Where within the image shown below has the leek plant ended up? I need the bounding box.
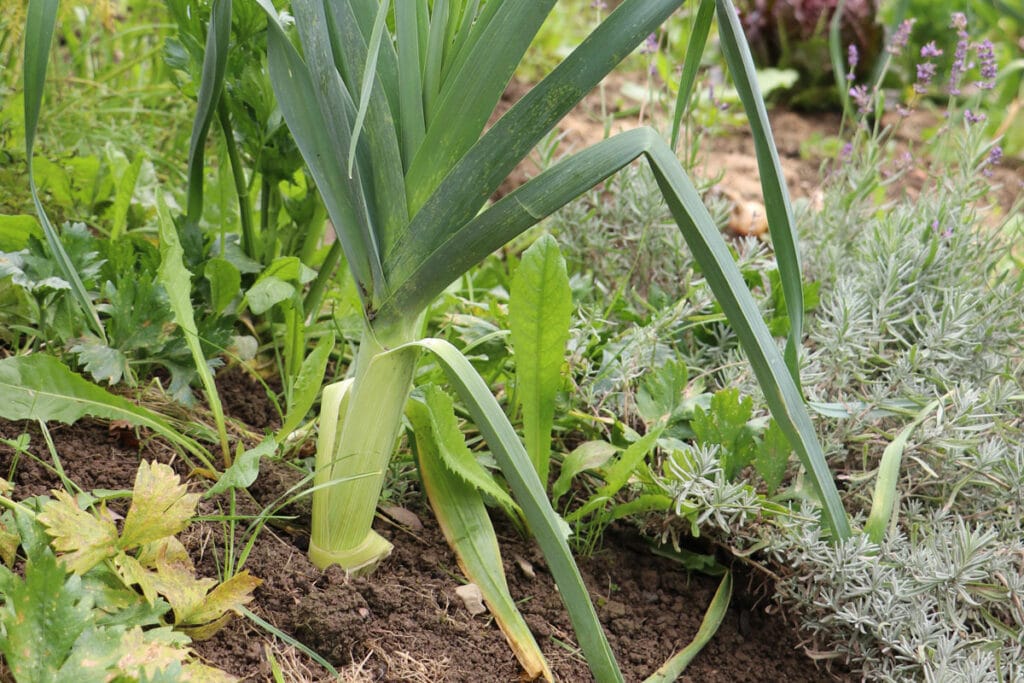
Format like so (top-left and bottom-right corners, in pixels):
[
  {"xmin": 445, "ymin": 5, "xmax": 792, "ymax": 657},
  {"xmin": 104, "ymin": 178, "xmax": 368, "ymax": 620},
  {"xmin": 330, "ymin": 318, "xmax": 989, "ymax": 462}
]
[{"xmin": 248, "ymin": 0, "xmax": 849, "ymax": 573}]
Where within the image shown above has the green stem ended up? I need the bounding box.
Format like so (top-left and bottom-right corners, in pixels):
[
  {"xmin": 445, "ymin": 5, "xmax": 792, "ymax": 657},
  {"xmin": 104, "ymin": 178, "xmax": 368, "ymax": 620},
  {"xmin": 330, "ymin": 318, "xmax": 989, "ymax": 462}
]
[
  {"xmin": 309, "ymin": 322, "xmax": 420, "ymax": 573},
  {"xmin": 216, "ymin": 99, "xmax": 258, "ymax": 259}
]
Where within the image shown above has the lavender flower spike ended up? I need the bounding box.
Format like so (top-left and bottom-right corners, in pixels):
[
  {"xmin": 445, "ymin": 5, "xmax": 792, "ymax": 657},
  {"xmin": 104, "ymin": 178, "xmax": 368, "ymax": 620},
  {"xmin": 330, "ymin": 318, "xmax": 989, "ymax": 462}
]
[{"xmin": 888, "ymin": 19, "xmax": 915, "ymax": 55}]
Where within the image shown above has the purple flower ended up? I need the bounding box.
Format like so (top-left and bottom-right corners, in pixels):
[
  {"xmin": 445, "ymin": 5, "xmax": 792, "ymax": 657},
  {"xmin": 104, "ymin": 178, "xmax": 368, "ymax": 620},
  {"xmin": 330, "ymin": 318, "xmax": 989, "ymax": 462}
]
[
  {"xmin": 847, "ymin": 44, "xmax": 859, "ymax": 81},
  {"xmin": 849, "ymin": 84, "xmax": 872, "ymax": 114},
  {"xmin": 949, "ymin": 31, "xmax": 969, "ymax": 95},
  {"xmin": 981, "ymin": 146, "xmax": 1002, "ymax": 177},
  {"xmin": 951, "ymin": 12, "xmax": 967, "ymax": 31},
  {"xmin": 964, "ymin": 109, "xmax": 987, "ymax": 125},
  {"xmin": 915, "ymin": 62, "xmax": 937, "ymax": 93},
  {"xmin": 840, "ymin": 142, "xmax": 853, "ymax": 160},
  {"xmin": 888, "ymin": 19, "xmax": 915, "ymax": 55},
  {"xmin": 976, "ymin": 39, "xmax": 997, "ymax": 89},
  {"xmin": 920, "ymin": 42, "xmax": 943, "ymax": 58},
  {"xmin": 640, "ymin": 33, "xmax": 658, "ymax": 55},
  {"xmin": 590, "ymin": 0, "xmax": 607, "ymax": 9}
]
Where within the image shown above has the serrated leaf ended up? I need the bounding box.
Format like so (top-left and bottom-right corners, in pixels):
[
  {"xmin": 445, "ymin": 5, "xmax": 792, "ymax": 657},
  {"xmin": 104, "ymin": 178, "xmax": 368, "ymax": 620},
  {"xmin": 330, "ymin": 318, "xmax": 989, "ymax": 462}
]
[
  {"xmin": 183, "ymin": 570, "xmax": 261, "ymax": 627},
  {"xmin": 120, "ymin": 461, "xmax": 200, "ymax": 549},
  {"xmin": 551, "ymin": 440, "xmax": 619, "ymax": 504},
  {"xmin": 416, "ymin": 385, "xmax": 521, "ymax": 521},
  {"xmin": 0, "ymin": 548, "xmax": 94, "ymax": 679},
  {"xmin": 69, "ymin": 336, "xmax": 130, "ymax": 385},
  {"xmin": 38, "ymin": 489, "xmax": 119, "ymax": 574},
  {"xmin": 754, "ymin": 419, "xmax": 790, "ymax": 495},
  {"xmin": 207, "ymin": 438, "xmax": 276, "ymax": 497},
  {"xmin": 509, "ymin": 233, "xmax": 571, "ymax": 487},
  {"xmin": 692, "ymin": 388, "xmax": 757, "ymax": 480},
  {"xmin": 149, "ymin": 549, "xmax": 217, "ymax": 626}
]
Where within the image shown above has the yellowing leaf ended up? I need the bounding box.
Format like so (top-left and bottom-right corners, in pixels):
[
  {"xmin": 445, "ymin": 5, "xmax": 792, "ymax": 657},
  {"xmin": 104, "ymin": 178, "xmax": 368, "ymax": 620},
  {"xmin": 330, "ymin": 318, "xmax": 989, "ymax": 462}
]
[
  {"xmin": 37, "ymin": 489, "xmax": 118, "ymax": 574},
  {"xmin": 0, "ymin": 520, "xmax": 18, "ymax": 568},
  {"xmin": 120, "ymin": 461, "xmax": 199, "ymax": 549},
  {"xmin": 116, "ymin": 626, "xmax": 191, "ymax": 678},
  {"xmin": 184, "ymin": 570, "xmax": 261, "ymax": 627},
  {"xmin": 182, "ymin": 660, "xmax": 239, "ymax": 682},
  {"xmin": 115, "ymin": 553, "xmax": 159, "ymax": 606},
  {"xmin": 138, "ymin": 535, "xmax": 192, "ymax": 570},
  {"xmin": 150, "ymin": 549, "xmax": 216, "ymax": 626}
]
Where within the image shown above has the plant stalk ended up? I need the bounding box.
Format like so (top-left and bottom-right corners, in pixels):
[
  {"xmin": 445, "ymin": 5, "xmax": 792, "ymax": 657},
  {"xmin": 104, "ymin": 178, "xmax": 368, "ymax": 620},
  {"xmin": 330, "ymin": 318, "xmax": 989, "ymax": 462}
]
[{"xmin": 309, "ymin": 322, "xmax": 419, "ymax": 573}]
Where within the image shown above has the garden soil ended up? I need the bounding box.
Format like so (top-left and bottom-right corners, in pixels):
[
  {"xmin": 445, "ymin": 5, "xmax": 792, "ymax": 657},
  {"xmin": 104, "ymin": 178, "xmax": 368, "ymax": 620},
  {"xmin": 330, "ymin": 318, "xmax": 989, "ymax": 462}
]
[{"xmin": 0, "ymin": 366, "xmax": 854, "ymax": 682}]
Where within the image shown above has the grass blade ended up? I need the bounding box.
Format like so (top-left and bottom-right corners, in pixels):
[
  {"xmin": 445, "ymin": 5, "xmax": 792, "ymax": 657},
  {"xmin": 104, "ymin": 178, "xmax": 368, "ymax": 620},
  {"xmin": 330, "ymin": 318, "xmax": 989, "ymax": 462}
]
[
  {"xmin": 716, "ymin": 0, "xmax": 805, "ymax": 387},
  {"xmin": 408, "ymin": 392, "xmax": 552, "ymax": 682},
  {"xmin": 509, "ymin": 234, "xmax": 572, "ymax": 486},
  {"xmin": 864, "ymin": 400, "xmax": 939, "ymax": 543},
  {"xmin": 670, "ymin": 0, "xmax": 715, "ymax": 151},
  {"xmin": 346, "ymin": 0, "xmax": 391, "ymax": 175},
  {"xmin": 410, "ymin": 338, "xmax": 624, "ymax": 683},
  {"xmin": 644, "ymin": 570, "xmax": 732, "ymax": 682},
  {"xmin": 23, "ymin": 0, "xmax": 106, "ymax": 342}
]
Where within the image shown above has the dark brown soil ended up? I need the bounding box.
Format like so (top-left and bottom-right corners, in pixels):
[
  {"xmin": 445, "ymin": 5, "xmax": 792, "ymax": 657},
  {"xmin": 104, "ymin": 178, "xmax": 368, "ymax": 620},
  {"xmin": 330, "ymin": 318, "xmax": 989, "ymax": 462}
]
[{"xmin": 0, "ymin": 368, "xmax": 853, "ymax": 682}]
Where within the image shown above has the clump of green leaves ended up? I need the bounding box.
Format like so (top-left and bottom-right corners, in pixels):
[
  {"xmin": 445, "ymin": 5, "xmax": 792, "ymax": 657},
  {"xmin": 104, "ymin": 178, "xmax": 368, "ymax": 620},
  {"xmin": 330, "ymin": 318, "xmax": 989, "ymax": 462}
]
[{"xmin": 0, "ymin": 461, "xmax": 258, "ymax": 680}]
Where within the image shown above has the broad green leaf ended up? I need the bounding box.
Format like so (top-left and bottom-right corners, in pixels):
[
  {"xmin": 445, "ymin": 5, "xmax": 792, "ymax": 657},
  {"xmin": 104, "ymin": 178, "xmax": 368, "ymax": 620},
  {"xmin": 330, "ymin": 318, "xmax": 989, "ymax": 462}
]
[
  {"xmin": 157, "ymin": 194, "xmax": 230, "ymax": 464},
  {"xmin": 207, "ymin": 438, "xmax": 277, "ymax": 497},
  {"xmin": 509, "ymin": 234, "xmax": 571, "ymax": 487},
  {"xmin": 0, "ymin": 214, "xmax": 43, "ymax": 250},
  {"xmin": 38, "ymin": 490, "xmax": 119, "ymax": 575},
  {"xmin": 551, "ymin": 440, "xmax": 619, "ymax": 504},
  {"xmin": 245, "ymin": 276, "xmax": 295, "ymax": 315},
  {"xmin": 0, "ymin": 548, "xmax": 94, "ymax": 679},
  {"xmin": 204, "ymin": 258, "xmax": 241, "ymax": 315},
  {"xmin": 120, "ymin": 461, "xmax": 200, "ymax": 549},
  {"xmin": 415, "ymin": 385, "xmax": 521, "ymax": 522},
  {"xmin": 69, "ymin": 336, "xmax": 129, "ymax": 385},
  {"xmin": 754, "ymin": 419, "xmax": 790, "ymax": 495},
  {"xmin": 644, "ymin": 570, "xmax": 732, "ymax": 682},
  {"xmin": 278, "ymin": 331, "xmax": 336, "ymax": 441},
  {"xmin": 56, "ymin": 623, "xmax": 130, "ymax": 683},
  {"xmin": 409, "ymin": 396, "xmax": 552, "ymax": 682},
  {"xmin": 408, "ymin": 338, "xmax": 622, "ymax": 682},
  {"xmin": 0, "ymin": 355, "xmax": 211, "ymax": 467}
]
